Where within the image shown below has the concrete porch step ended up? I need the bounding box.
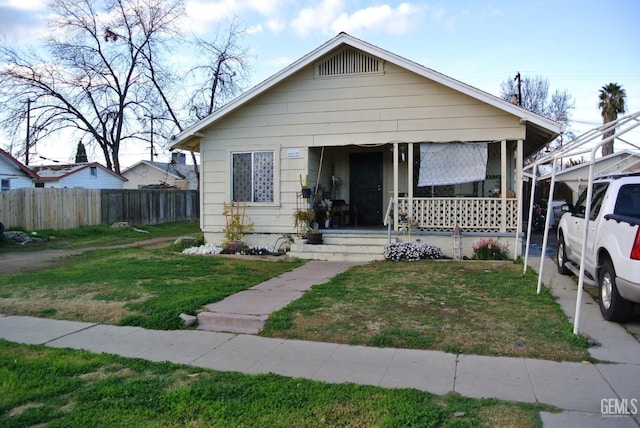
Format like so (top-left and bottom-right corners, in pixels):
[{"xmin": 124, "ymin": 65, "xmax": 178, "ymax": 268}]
[
  {"xmin": 287, "ymin": 232, "xmax": 395, "ymax": 262},
  {"xmin": 197, "ymin": 312, "xmax": 269, "ymax": 334}
]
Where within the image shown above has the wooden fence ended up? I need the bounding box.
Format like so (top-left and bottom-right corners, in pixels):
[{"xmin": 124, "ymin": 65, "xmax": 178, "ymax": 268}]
[{"xmin": 0, "ymin": 188, "xmax": 199, "ymax": 230}]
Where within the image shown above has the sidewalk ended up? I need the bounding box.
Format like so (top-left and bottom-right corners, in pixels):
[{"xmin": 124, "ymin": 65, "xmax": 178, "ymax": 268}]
[{"xmin": 1, "ymin": 258, "xmax": 639, "ymax": 427}]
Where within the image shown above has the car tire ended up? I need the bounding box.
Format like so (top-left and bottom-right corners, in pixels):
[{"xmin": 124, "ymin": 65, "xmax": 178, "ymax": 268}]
[
  {"xmin": 556, "ymin": 233, "xmax": 570, "ymax": 275},
  {"xmin": 598, "ymin": 259, "xmax": 634, "ymax": 322}
]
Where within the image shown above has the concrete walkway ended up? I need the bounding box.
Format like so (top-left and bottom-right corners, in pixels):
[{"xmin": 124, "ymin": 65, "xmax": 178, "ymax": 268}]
[
  {"xmin": 197, "ymin": 261, "xmax": 360, "ymax": 333},
  {"xmin": 1, "ymin": 257, "xmax": 639, "ymax": 427}
]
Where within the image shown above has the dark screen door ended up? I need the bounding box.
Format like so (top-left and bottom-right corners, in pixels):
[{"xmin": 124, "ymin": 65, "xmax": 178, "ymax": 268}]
[{"xmin": 349, "ymin": 152, "xmax": 383, "ymax": 226}]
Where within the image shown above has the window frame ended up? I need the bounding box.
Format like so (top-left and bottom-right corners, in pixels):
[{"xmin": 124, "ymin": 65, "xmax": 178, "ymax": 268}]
[
  {"xmin": 230, "ymin": 150, "xmax": 277, "ymax": 204},
  {"xmin": 574, "ymin": 182, "xmax": 609, "ymax": 221}
]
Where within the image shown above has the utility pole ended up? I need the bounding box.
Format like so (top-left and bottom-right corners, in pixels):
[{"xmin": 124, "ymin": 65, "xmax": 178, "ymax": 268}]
[
  {"xmin": 25, "ymin": 99, "xmax": 31, "ymax": 165},
  {"xmin": 514, "ymin": 72, "xmax": 522, "ymax": 106}
]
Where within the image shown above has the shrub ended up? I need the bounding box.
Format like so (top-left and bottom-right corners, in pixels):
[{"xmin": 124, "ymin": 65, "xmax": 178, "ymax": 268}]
[
  {"xmin": 384, "ymin": 241, "xmax": 445, "ymax": 262},
  {"xmin": 472, "ymin": 238, "xmax": 509, "ymax": 260}
]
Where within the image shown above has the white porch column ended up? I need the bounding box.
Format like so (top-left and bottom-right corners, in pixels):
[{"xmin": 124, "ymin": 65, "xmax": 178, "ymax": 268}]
[
  {"xmin": 408, "ymin": 143, "xmax": 414, "ymax": 220},
  {"xmin": 393, "ymin": 142, "xmax": 399, "ymax": 230},
  {"xmin": 501, "ymin": 140, "xmax": 507, "ymax": 232},
  {"xmin": 514, "ymin": 139, "xmax": 524, "ymax": 258}
]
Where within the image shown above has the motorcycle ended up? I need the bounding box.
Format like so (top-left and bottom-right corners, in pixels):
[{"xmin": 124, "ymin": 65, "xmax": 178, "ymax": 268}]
[{"xmin": 532, "ymin": 204, "xmax": 546, "ymax": 232}]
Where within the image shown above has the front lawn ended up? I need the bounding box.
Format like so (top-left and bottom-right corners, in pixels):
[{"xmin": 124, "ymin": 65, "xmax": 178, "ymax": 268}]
[
  {"xmin": 0, "ymin": 248, "xmax": 303, "ymax": 330},
  {"xmin": 0, "ymin": 221, "xmax": 202, "ymax": 254},
  {"xmin": 261, "ymin": 261, "xmax": 590, "ymax": 361},
  {"xmin": 0, "ymin": 340, "xmax": 551, "ymax": 427}
]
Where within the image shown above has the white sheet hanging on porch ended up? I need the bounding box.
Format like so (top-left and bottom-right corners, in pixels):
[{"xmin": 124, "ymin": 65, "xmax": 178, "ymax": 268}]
[{"xmin": 418, "ymin": 142, "xmax": 488, "ymax": 186}]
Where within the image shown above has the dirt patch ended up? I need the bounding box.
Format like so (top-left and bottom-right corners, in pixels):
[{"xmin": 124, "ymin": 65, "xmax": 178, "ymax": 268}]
[{"xmin": 0, "ymin": 237, "xmax": 174, "ymax": 275}]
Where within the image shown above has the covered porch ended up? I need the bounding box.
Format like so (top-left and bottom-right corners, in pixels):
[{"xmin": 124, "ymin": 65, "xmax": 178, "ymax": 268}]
[
  {"xmin": 386, "ymin": 140, "xmax": 521, "ymax": 234},
  {"xmin": 307, "ymin": 139, "xmax": 524, "ymax": 233},
  {"xmin": 299, "ymin": 138, "xmax": 528, "ymax": 260}
]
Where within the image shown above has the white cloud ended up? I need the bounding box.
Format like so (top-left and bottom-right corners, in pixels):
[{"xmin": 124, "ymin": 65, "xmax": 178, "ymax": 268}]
[
  {"xmin": 331, "ymin": 3, "xmax": 423, "ymax": 36},
  {"xmin": 291, "ymin": 0, "xmax": 343, "ymax": 37},
  {"xmin": 184, "ymin": 0, "xmax": 237, "ymax": 34},
  {"xmin": 266, "ymin": 18, "xmax": 285, "ymax": 32},
  {"xmin": 0, "ymin": 0, "xmax": 46, "ymax": 11},
  {"xmin": 246, "ymin": 0, "xmax": 281, "ymax": 16},
  {"xmin": 185, "ymin": 0, "xmax": 289, "ymax": 35},
  {"xmin": 246, "ymin": 23, "xmax": 263, "ymax": 35}
]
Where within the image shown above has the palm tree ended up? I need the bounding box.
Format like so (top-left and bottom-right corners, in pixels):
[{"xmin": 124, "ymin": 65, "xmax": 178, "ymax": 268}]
[{"xmin": 598, "ymin": 83, "xmax": 627, "ymax": 156}]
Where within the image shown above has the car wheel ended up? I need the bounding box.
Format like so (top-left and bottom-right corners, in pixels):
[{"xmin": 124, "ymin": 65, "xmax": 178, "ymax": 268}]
[
  {"xmin": 598, "ymin": 259, "xmax": 634, "ymax": 322},
  {"xmin": 556, "ymin": 234, "xmax": 570, "ymax": 275}
]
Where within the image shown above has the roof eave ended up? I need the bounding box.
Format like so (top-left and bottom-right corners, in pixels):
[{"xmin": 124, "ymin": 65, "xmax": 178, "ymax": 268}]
[{"xmin": 170, "ymin": 32, "xmax": 562, "ymax": 149}]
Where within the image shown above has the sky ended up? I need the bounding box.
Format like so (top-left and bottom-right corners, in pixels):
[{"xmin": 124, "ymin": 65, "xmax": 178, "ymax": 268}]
[{"xmin": 1, "ymin": 0, "xmax": 639, "ymax": 168}]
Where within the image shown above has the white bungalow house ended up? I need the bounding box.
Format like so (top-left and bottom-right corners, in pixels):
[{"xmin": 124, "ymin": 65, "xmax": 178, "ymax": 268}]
[
  {"xmin": 170, "ymin": 33, "xmax": 561, "ymax": 260},
  {"xmin": 30, "ymin": 162, "xmax": 127, "ymax": 189},
  {"xmin": 122, "ymin": 153, "xmax": 198, "ymax": 190},
  {"xmin": 0, "ymin": 148, "xmax": 40, "ymax": 190}
]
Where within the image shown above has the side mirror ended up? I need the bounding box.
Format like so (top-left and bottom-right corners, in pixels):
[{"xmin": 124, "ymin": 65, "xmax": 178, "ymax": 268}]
[{"xmin": 561, "ymin": 203, "xmax": 574, "ymax": 213}]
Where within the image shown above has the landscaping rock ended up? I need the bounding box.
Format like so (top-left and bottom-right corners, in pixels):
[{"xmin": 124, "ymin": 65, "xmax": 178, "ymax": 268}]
[
  {"xmin": 182, "ymin": 244, "xmax": 223, "ymax": 255},
  {"xmin": 174, "ymin": 236, "xmax": 199, "ymax": 248},
  {"xmin": 3, "ymin": 231, "xmax": 48, "ymax": 245},
  {"xmin": 110, "ymin": 222, "xmax": 149, "ymax": 233},
  {"xmin": 4, "ymin": 231, "xmax": 30, "ymax": 243},
  {"xmin": 179, "ymin": 313, "xmax": 198, "ymax": 327}
]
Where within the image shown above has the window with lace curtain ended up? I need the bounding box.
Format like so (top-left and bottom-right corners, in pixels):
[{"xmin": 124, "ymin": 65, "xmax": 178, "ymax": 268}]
[{"xmin": 232, "ymin": 151, "xmax": 274, "ymax": 202}]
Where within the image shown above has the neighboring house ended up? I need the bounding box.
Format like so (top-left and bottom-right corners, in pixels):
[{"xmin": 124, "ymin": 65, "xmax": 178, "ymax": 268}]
[
  {"xmin": 30, "ymin": 162, "xmax": 127, "ymax": 189},
  {"xmin": 538, "ymin": 150, "xmax": 640, "ymax": 202},
  {"xmin": 0, "ymin": 148, "xmax": 40, "ymax": 190},
  {"xmin": 122, "ymin": 153, "xmax": 198, "ymax": 190},
  {"xmin": 170, "ymin": 33, "xmax": 561, "ymax": 257}
]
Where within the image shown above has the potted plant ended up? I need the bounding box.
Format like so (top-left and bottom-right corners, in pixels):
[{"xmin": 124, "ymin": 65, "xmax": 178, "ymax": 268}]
[
  {"xmin": 222, "ymin": 201, "xmax": 254, "ymax": 252},
  {"xmin": 306, "ymin": 221, "xmax": 323, "ymax": 244},
  {"xmin": 293, "ymin": 208, "xmax": 316, "ymax": 236},
  {"xmin": 300, "ymin": 174, "xmax": 312, "ymax": 199}
]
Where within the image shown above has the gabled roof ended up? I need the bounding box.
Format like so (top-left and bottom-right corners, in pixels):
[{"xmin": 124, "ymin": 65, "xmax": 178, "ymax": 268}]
[
  {"xmin": 123, "ymin": 160, "xmax": 197, "ymax": 181},
  {"xmin": 31, "ymin": 162, "xmax": 127, "ymax": 182},
  {"xmin": 171, "ymin": 32, "xmax": 562, "ymax": 152},
  {"xmin": 0, "ymin": 148, "xmax": 40, "ymax": 179}
]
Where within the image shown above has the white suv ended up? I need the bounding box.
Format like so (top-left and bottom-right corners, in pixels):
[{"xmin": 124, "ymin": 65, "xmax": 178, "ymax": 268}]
[{"xmin": 556, "ymin": 173, "xmax": 640, "ymax": 321}]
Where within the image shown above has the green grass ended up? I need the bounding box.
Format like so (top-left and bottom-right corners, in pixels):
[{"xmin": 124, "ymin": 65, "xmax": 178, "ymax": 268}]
[
  {"xmin": 0, "ymin": 247, "xmax": 303, "ymax": 330},
  {"xmin": 0, "ymin": 340, "xmax": 551, "ymax": 427},
  {"xmin": 261, "ymin": 260, "xmax": 591, "ymax": 361},
  {"xmin": 0, "ymin": 221, "xmax": 202, "ymax": 253}
]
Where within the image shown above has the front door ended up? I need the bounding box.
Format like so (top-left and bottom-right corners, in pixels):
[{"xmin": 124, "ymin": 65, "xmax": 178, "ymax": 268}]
[{"xmin": 349, "ymin": 152, "xmax": 383, "ymax": 226}]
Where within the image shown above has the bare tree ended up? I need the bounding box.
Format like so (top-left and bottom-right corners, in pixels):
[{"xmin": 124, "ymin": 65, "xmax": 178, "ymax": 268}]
[
  {"xmin": 185, "ymin": 23, "xmax": 250, "ymax": 121},
  {"xmin": 0, "ymin": 0, "xmax": 181, "ymax": 173},
  {"xmin": 501, "ymin": 74, "xmax": 574, "ymax": 162},
  {"xmin": 138, "ymin": 20, "xmax": 250, "ymax": 186},
  {"xmin": 500, "ymin": 74, "xmax": 574, "ymax": 125}
]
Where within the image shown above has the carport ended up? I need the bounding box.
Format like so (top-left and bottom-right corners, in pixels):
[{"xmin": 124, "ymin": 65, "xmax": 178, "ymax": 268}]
[{"xmin": 522, "ymin": 110, "xmax": 640, "ymax": 334}]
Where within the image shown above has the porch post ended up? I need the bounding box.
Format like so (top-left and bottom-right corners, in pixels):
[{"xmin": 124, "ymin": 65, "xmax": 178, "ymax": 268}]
[
  {"xmin": 393, "ymin": 142, "xmax": 399, "ymax": 231},
  {"xmin": 514, "ymin": 139, "xmax": 524, "ymax": 258},
  {"xmin": 500, "ymin": 140, "xmax": 507, "ymax": 233},
  {"xmin": 408, "ymin": 142, "xmax": 414, "ymax": 220}
]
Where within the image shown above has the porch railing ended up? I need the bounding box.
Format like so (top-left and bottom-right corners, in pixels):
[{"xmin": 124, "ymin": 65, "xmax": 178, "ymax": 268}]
[{"xmin": 394, "ymin": 197, "xmax": 519, "ymax": 233}]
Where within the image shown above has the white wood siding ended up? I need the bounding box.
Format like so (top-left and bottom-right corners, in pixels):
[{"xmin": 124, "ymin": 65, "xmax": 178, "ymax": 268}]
[
  {"xmin": 44, "ymin": 168, "xmax": 124, "ymax": 189},
  {"xmin": 123, "ymin": 165, "xmax": 177, "ymax": 189},
  {"xmin": 198, "ymin": 58, "xmax": 526, "ymax": 238},
  {"xmin": 0, "ymin": 158, "xmax": 34, "ymax": 190}
]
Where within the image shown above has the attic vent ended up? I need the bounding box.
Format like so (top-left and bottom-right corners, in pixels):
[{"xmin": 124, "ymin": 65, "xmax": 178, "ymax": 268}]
[{"xmin": 315, "ymin": 48, "xmax": 383, "ymax": 78}]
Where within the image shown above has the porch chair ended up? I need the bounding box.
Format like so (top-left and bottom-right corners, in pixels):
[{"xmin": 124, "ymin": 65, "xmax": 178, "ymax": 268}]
[{"xmin": 331, "ymin": 199, "xmax": 357, "ymax": 227}]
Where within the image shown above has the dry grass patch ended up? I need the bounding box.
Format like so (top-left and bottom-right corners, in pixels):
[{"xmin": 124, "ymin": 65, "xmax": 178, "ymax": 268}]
[
  {"xmin": 262, "ymin": 260, "xmax": 590, "ymax": 361},
  {"xmin": 0, "ymin": 296, "xmax": 142, "ymax": 323}
]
